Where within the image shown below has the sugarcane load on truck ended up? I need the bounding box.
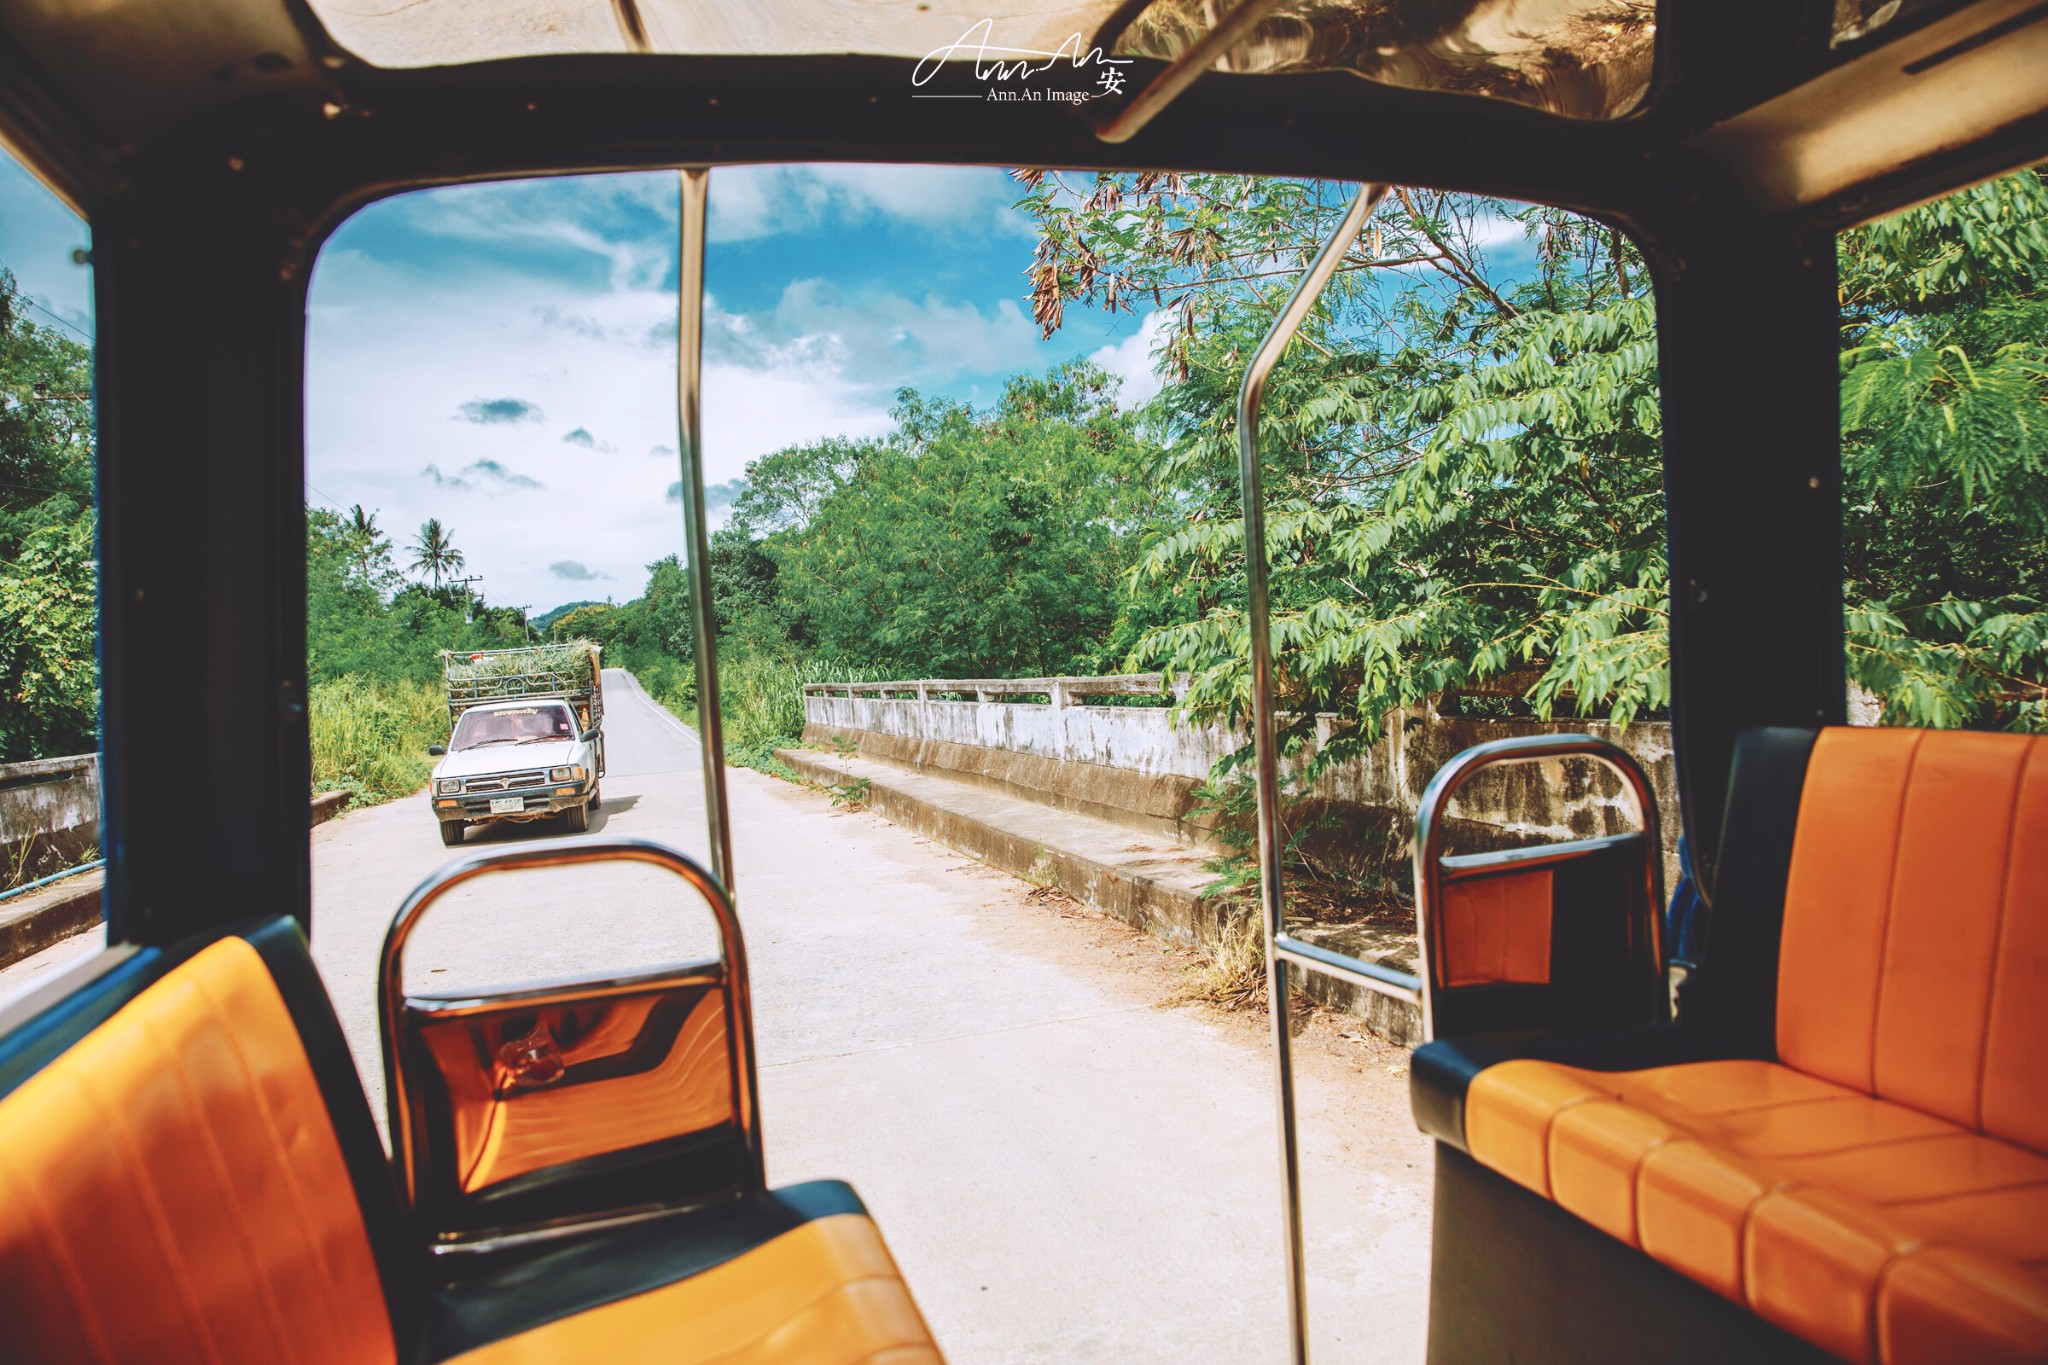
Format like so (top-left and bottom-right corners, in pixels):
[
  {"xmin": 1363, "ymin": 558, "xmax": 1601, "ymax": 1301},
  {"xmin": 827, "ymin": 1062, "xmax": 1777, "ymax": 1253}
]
[{"xmin": 425, "ymin": 641, "xmax": 607, "ymax": 846}]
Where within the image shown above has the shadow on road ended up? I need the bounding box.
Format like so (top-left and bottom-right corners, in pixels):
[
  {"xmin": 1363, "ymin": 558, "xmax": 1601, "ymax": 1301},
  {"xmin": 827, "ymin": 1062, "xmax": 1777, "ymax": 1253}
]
[
  {"xmin": 451, "ymin": 791, "xmax": 646, "ymax": 847},
  {"xmin": 590, "ymin": 794, "xmax": 641, "ymax": 831}
]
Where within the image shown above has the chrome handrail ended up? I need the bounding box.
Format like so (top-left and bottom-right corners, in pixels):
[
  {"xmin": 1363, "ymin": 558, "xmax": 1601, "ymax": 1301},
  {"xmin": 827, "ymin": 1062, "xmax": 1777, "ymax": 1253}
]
[
  {"xmin": 1269, "ymin": 932, "xmax": 1421, "ymax": 1003},
  {"xmin": 1238, "ymin": 180, "xmax": 1386, "ymax": 1365},
  {"xmin": 377, "ymin": 835, "xmax": 763, "ymax": 1208},
  {"xmin": 1411, "ymin": 733, "xmax": 1666, "ymax": 1040},
  {"xmin": 674, "ymin": 167, "xmax": 737, "ymax": 892}
]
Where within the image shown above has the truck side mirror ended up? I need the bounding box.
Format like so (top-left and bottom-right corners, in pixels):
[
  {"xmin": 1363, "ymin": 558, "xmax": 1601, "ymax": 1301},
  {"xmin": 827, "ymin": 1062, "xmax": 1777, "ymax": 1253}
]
[{"xmin": 428, "ymin": 744, "xmax": 447, "ymax": 756}]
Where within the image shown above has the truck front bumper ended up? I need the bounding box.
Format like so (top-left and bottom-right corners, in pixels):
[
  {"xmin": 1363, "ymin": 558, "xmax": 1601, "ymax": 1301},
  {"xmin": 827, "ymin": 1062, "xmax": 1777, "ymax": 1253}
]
[{"xmin": 433, "ymin": 783, "xmax": 590, "ymax": 823}]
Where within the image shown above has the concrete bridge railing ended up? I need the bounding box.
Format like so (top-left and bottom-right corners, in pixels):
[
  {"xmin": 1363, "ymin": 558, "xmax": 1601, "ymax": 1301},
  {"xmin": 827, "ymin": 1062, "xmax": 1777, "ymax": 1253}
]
[
  {"xmin": 802, "ymin": 674, "xmax": 1680, "ymax": 885},
  {"xmin": 0, "ymin": 753, "xmax": 102, "ymax": 885}
]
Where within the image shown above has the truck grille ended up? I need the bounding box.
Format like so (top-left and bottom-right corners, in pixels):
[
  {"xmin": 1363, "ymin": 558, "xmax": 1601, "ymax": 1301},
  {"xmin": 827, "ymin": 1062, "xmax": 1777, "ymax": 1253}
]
[{"xmin": 461, "ymin": 770, "xmax": 549, "ymax": 795}]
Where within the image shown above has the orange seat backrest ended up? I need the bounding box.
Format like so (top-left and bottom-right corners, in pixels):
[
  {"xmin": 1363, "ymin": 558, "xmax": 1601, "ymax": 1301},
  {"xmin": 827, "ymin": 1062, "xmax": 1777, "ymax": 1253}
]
[
  {"xmin": 1777, "ymin": 727, "xmax": 2048, "ymax": 1152},
  {"xmin": 0, "ymin": 936, "xmax": 397, "ymax": 1365}
]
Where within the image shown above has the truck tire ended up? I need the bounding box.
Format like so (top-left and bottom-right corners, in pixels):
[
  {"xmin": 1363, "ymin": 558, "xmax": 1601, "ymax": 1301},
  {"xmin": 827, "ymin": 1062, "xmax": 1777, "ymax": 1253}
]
[
  {"xmin": 439, "ymin": 820, "xmax": 465, "ymax": 847},
  {"xmin": 564, "ymin": 801, "xmax": 590, "ymax": 834},
  {"xmin": 589, "ymin": 781, "xmax": 602, "ymax": 812}
]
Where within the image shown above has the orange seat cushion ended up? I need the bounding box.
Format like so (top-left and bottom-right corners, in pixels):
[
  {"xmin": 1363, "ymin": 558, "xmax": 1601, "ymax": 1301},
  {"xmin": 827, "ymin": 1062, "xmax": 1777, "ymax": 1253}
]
[
  {"xmin": 1466, "ymin": 1057, "xmax": 2048, "ymax": 1364},
  {"xmin": 442, "ymin": 1211, "xmax": 943, "ymax": 1364},
  {"xmin": 0, "ymin": 938, "xmax": 396, "ymax": 1365}
]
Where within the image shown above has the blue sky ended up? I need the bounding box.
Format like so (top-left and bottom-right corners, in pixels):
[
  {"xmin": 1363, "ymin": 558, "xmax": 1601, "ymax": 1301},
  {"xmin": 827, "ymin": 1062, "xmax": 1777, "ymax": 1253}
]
[
  {"xmin": 307, "ymin": 164, "xmax": 1163, "ymax": 615},
  {"xmin": 0, "ymin": 158, "xmax": 92, "ymax": 343},
  {"xmin": 0, "ymin": 154, "xmax": 1162, "ymax": 616}
]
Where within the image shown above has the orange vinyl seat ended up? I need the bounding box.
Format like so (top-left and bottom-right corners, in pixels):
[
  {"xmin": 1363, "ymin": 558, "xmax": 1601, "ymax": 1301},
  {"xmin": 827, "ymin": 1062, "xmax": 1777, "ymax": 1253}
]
[
  {"xmin": 0, "ymin": 917, "xmax": 942, "ymax": 1365},
  {"xmin": 1414, "ymin": 728, "xmax": 2048, "ymax": 1365},
  {"xmin": 1465, "ymin": 1057, "xmax": 2048, "ymax": 1363}
]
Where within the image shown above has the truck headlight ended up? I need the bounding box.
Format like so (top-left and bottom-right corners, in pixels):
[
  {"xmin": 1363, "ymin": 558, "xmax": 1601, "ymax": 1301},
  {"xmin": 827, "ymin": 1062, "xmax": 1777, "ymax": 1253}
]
[
  {"xmin": 548, "ymin": 766, "xmax": 585, "ymax": 783},
  {"xmin": 435, "ymin": 778, "xmax": 462, "ymax": 796}
]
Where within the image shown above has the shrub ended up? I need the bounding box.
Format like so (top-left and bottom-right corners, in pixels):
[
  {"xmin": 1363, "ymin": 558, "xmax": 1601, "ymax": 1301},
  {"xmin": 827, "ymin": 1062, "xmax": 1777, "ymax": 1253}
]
[
  {"xmin": 715, "ymin": 652, "xmax": 881, "ymax": 772},
  {"xmin": 309, "ymin": 675, "xmax": 447, "ymax": 806}
]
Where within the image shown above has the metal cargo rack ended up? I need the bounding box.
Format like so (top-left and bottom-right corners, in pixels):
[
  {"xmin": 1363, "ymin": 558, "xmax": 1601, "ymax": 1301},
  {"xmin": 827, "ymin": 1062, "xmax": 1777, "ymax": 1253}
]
[{"xmin": 440, "ymin": 645, "xmax": 605, "ymax": 736}]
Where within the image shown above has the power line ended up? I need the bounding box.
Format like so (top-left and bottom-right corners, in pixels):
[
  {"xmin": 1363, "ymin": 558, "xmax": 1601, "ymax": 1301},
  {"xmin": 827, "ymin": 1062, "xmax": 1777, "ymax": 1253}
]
[
  {"xmin": 19, "ymin": 294, "xmax": 92, "ymax": 344},
  {"xmin": 304, "ymin": 479, "xmax": 348, "ymax": 510}
]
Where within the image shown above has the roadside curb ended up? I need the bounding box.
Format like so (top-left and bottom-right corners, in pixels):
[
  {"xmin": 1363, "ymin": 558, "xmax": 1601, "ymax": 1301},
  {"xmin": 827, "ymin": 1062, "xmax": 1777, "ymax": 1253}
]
[
  {"xmin": 311, "ymin": 789, "xmax": 352, "ymax": 827},
  {"xmin": 0, "ymin": 868, "xmax": 102, "ymax": 970},
  {"xmin": 775, "ymin": 746, "xmax": 1422, "ymax": 1043}
]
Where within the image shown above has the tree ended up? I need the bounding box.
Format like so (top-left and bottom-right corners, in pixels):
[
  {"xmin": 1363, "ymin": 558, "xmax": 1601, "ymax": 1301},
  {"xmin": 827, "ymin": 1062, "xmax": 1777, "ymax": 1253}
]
[
  {"xmin": 408, "ymin": 517, "xmax": 465, "ymax": 591},
  {"xmin": 1836, "ymin": 168, "xmax": 2048, "ymax": 729},
  {"xmin": 1018, "ymin": 173, "xmax": 1665, "ymax": 778},
  {"xmin": 741, "ymin": 361, "xmax": 1158, "ymax": 677},
  {"xmin": 0, "ymin": 512, "xmax": 97, "ymax": 762},
  {"xmin": 344, "ymin": 504, "xmax": 392, "ymax": 583},
  {"xmin": 1016, "ymin": 165, "xmax": 2048, "ymax": 763},
  {"xmin": 0, "ymin": 266, "xmax": 97, "ymax": 761}
]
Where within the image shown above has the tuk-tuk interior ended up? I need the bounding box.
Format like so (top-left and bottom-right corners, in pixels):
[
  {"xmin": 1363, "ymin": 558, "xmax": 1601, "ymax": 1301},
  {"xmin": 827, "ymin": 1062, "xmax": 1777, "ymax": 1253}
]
[{"xmin": 1, "ymin": 1, "xmax": 2044, "ymax": 1361}]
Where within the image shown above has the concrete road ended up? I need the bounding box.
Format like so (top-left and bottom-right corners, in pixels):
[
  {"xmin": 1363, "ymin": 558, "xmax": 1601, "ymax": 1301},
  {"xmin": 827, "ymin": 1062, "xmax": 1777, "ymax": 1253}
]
[{"xmin": 1, "ymin": 668, "xmax": 1434, "ymax": 1362}]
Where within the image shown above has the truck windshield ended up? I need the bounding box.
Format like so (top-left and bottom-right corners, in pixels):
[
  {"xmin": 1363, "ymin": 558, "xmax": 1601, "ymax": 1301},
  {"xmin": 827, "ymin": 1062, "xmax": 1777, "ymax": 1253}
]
[{"xmin": 450, "ymin": 703, "xmax": 576, "ymax": 751}]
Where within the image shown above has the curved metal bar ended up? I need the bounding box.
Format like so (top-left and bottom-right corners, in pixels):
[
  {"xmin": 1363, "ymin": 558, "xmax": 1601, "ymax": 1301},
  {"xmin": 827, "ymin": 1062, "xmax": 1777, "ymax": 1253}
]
[
  {"xmin": 377, "ymin": 835, "xmax": 762, "ymax": 1206},
  {"xmin": 675, "ymin": 167, "xmax": 738, "ymax": 893},
  {"xmin": 1411, "ymin": 733, "xmax": 1666, "ymax": 1041},
  {"xmin": 1271, "ymin": 932, "xmax": 1421, "ymax": 1003},
  {"xmin": 1093, "ymin": 0, "xmax": 1289, "ymax": 144},
  {"xmin": 1237, "ymin": 180, "xmax": 1385, "ymax": 1365}
]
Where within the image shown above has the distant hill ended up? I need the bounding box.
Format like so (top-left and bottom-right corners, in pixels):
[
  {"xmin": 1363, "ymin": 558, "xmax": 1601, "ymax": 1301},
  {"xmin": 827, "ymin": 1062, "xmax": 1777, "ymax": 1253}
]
[{"xmin": 532, "ymin": 600, "xmax": 602, "ymax": 633}]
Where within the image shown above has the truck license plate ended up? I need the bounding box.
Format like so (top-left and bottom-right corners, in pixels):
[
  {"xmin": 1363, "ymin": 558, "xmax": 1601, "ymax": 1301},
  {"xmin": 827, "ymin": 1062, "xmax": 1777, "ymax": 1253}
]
[{"xmin": 489, "ymin": 797, "xmax": 525, "ymax": 815}]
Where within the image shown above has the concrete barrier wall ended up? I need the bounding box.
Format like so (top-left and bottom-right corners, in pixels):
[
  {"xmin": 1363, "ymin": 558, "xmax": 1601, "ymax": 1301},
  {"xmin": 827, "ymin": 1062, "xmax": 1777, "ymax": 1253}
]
[
  {"xmin": 805, "ymin": 693, "xmax": 1230, "ymax": 779},
  {"xmin": 0, "ymin": 753, "xmax": 102, "ymax": 881},
  {"xmin": 804, "ymin": 688, "xmax": 1679, "ymax": 883}
]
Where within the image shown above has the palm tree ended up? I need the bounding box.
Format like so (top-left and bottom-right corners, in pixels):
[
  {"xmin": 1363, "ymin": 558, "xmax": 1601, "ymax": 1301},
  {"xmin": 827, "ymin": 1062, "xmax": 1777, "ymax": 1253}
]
[
  {"xmin": 409, "ymin": 518, "xmax": 464, "ymax": 590},
  {"xmin": 344, "ymin": 504, "xmax": 389, "ymax": 580}
]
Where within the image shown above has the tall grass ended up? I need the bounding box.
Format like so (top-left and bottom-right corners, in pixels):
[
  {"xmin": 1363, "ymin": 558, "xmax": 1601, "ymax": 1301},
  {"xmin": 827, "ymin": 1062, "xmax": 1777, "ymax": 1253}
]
[
  {"xmin": 719, "ymin": 654, "xmax": 879, "ymax": 751},
  {"xmin": 310, "ymin": 676, "xmax": 447, "ymax": 806}
]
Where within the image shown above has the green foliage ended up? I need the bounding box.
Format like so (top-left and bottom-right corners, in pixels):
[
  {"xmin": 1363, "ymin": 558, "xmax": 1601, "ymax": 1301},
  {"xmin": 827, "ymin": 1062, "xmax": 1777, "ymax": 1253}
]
[
  {"xmin": 717, "ymin": 652, "xmax": 881, "ymax": 756},
  {"xmin": 302, "ymin": 506, "xmax": 542, "ymax": 806},
  {"xmin": 408, "ymin": 517, "xmax": 466, "ymax": 590},
  {"xmin": 1838, "ymin": 168, "xmax": 2048, "ymax": 729},
  {"xmin": 308, "ymin": 675, "xmax": 446, "ymax": 805},
  {"xmin": 444, "ymin": 639, "xmax": 598, "ymax": 689},
  {"xmin": 306, "ymin": 506, "xmax": 533, "ymax": 688},
  {"xmin": 0, "ymin": 510, "xmax": 98, "ymax": 762},
  {"xmin": 1017, "ymin": 165, "xmax": 2048, "ymax": 754},
  {"xmin": 0, "ymin": 268, "xmax": 96, "ymax": 762},
  {"xmin": 1017, "ymin": 175, "xmax": 1667, "ymax": 779},
  {"xmin": 827, "ymin": 775, "xmax": 872, "ymax": 810},
  {"xmin": 735, "ymin": 363, "xmax": 1158, "ymax": 678}
]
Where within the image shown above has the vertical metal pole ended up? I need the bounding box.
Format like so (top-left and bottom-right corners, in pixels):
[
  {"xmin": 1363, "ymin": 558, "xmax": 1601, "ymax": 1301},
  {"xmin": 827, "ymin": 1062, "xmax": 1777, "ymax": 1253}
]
[
  {"xmin": 1235, "ymin": 181, "xmax": 1385, "ymax": 1365},
  {"xmin": 676, "ymin": 167, "xmax": 737, "ymax": 893}
]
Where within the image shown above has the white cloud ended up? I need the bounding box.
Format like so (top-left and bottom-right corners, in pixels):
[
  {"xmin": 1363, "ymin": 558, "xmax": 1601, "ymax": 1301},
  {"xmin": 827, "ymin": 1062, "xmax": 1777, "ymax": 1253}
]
[
  {"xmin": 562, "ymin": 426, "xmax": 618, "ymax": 454},
  {"xmin": 307, "ymin": 235, "xmax": 896, "ymax": 615},
  {"xmin": 1468, "ymin": 210, "xmax": 1528, "ymax": 249},
  {"xmin": 386, "ymin": 174, "xmax": 676, "ymax": 292},
  {"xmin": 421, "ymin": 458, "xmax": 544, "ymax": 492},
  {"xmin": 706, "ymin": 279, "xmax": 1038, "ymax": 387},
  {"xmin": 302, "ymin": 166, "xmax": 1083, "ymax": 616},
  {"xmin": 1088, "ymin": 311, "xmax": 1167, "ymax": 410},
  {"xmin": 707, "ymin": 164, "xmax": 1028, "ymax": 243}
]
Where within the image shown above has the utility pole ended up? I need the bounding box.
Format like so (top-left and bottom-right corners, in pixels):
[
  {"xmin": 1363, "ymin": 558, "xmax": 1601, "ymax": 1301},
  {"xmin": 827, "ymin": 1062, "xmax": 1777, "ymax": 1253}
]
[{"xmin": 448, "ymin": 574, "xmax": 484, "ymax": 619}]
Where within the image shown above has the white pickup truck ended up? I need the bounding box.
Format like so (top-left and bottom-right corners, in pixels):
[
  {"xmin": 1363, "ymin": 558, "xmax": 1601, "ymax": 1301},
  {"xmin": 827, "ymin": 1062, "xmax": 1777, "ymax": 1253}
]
[{"xmin": 427, "ymin": 643, "xmax": 606, "ymax": 847}]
